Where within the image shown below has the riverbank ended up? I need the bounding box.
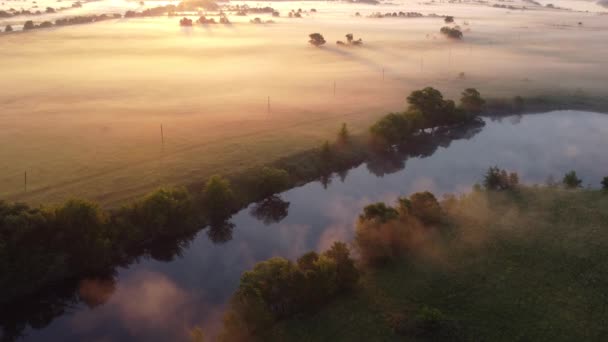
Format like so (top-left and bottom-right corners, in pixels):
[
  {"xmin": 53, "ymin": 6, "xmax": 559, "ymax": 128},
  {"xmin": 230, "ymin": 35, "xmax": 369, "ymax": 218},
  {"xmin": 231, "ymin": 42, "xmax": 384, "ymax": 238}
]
[{"xmin": 261, "ymin": 186, "xmax": 608, "ymax": 341}]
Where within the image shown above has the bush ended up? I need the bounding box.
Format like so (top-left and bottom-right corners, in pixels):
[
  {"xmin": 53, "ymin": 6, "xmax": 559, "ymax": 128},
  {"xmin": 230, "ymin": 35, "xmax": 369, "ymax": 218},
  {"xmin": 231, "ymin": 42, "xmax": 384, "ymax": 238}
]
[
  {"xmin": 5, "ymin": 25, "xmax": 13, "ymax": 32},
  {"xmin": 602, "ymin": 176, "xmax": 608, "ymax": 191},
  {"xmin": 563, "ymin": 171, "xmax": 582, "ymax": 189}
]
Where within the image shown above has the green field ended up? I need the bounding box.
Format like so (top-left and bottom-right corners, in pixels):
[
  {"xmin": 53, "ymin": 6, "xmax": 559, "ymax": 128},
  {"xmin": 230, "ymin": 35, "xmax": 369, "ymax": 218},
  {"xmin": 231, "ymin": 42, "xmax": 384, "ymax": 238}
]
[{"xmin": 269, "ymin": 187, "xmax": 608, "ymax": 341}]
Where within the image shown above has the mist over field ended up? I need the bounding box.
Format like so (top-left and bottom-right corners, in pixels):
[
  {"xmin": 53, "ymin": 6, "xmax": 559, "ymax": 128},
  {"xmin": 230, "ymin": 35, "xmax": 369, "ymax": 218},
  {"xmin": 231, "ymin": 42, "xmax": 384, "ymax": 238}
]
[{"xmin": 1, "ymin": 0, "xmax": 607, "ymax": 206}]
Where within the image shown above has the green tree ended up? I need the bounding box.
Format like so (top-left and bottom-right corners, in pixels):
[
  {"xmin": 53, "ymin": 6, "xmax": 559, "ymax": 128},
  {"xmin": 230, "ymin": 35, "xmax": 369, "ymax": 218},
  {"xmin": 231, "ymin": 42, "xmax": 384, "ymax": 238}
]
[
  {"xmin": 322, "ymin": 241, "xmax": 359, "ymax": 291},
  {"xmin": 602, "ymin": 176, "xmax": 608, "ymax": 191},
  {"xmin": 409, "ymin": 192, "xmax": 441, "ymax": 225},
  {"xmin": 460, "ymin": 88, "xmax": 485, "ymax": 115},
  {"xmin": 255, "ymin": 167, "xmax": 290, "ymax": 198},
  {"xmin": 370, "ymin": 112, "xmax": 412, "ymax": 147},
  {"xmin": 337, "ymin": 123, "xmax": 350, "ymax": 145},
  {"xmin": 203, "ymin": 175, "xmax": 236, "ymax": 220},
  {"xmin": 52, "ymin": 199, "xmax": 111, "ymax": 271},
  {"xmin": 359, "ymin": 202, "xmax": 399, "ymax": 223},
  {"xmin": 483, "ymin": 166, "xmax": 519, "ymax": 191},
  {"xmin": 562, "ymin": 171, "xmax": 582, "ymax": 189}
]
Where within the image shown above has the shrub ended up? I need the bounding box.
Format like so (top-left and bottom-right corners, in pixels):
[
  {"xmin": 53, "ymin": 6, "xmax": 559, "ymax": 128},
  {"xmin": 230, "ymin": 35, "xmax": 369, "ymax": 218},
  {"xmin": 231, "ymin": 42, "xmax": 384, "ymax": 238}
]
[
  {"xmin": 602, "ymin": 176, "xmax": 608, "ymax": 191},
  {"xmin": 562, "ymin": 171, "xmax": 582, "ymax": 189},
  {"xmin": 5, "ymin": 25, "xmax": 13, "ymax": 32},
  {"xmin": 444, "ymin": 15, "xmax": 454, "ymax": 23}
]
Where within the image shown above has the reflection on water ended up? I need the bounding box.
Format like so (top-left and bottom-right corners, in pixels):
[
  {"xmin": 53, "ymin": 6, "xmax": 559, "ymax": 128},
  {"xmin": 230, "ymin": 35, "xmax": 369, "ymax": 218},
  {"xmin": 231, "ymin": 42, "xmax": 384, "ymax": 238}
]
[{"xmin": 4, "ymin": 111, "xmax": 608, "ymax": 341}]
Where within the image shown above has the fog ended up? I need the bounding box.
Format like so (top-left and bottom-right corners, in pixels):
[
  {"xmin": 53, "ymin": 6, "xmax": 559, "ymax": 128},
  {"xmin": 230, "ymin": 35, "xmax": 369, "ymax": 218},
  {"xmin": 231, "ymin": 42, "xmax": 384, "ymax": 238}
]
[{"xmin": 1, "ymin": 0, "xmax": 607, "ymax": 205}]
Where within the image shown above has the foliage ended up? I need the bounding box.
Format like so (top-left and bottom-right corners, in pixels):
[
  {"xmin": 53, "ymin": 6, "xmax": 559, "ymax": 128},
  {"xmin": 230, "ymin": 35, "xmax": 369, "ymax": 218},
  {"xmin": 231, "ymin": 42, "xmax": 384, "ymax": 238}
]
[
  {"xmin": 254, "ymin": 167, "xmax": 290, "ymax": 198},
  {"xmin": 308, "ymin": 33, "xmax": 326, "ymax": 47},
  {"xmin": 409, "ymin": 191, "xmax": 442, "ymax": 225},
  {"xmin": 5, "ymin": 25, "xmax": 13, "ymax": 32},
  {"xmin": 337, "ymin": 123, "xmax": 350, "ymax": 145},
  {"xmin": 562, "ymin": 170, "xmax": 582, "ymax": 189},
  {"xmin": 602, "ymin": 176, "xmax": 608, "ymax": 191},
  {"xmin": 203, "ymin": 175, "xmax": 236, "ymax": 220},
  {"xmin": 440, "ymin": 26, "xmax": 463, "ymax": 39},
  {"xmin": 369, "ymin": 112, "xmax": 413, "ymax": 147},
  {"xmin": 460, "ymin": 88, "xmax": 486, "ymax": 115},
  {"xmin": 221, "ymin": 243, "xmax": 359, "ymax": 340},
  {"xmin": 444, "ymin": 16, "xmax": 454, "ymax": 23},
  {"xmin": 23, "ymin": 20, "xmax": 35, "ymax": 30},
  {"xmin": 359, "ymin": 203, "xmax": 399, "ymax": 223},
  {"xmin": 483, "ymin": 166, "xmax": 519, "ymax": 191}
]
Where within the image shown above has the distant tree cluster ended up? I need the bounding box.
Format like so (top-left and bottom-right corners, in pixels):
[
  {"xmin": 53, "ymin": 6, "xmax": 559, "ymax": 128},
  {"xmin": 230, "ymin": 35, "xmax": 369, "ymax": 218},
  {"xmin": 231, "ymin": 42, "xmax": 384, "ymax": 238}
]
[
  {"xmin": 337, "ymin": 33, "xmax": 363, "ymax": 46},
  {"xmin": 440, "ymin": 26, "xmax": 463, "ymax": 39},
  {"xmin": 220, "ymin": 242, "xmax": 359, "ymax": 341},
  {"xmin": 370, "ymin": 87, "xmax": 484, "ymax": 148}
]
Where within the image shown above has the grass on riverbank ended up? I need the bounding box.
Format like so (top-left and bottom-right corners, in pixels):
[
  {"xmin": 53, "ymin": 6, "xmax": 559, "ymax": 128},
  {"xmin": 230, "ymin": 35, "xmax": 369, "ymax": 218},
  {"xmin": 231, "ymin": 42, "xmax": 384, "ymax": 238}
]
[{"xmin": 268, "ymin": 187, "xmax": 608, "ymax": 341}]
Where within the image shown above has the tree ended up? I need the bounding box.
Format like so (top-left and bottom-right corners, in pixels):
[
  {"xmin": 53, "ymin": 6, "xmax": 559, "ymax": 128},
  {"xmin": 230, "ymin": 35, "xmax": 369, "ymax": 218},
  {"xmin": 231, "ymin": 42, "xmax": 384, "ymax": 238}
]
[
  {"xmin": 444, "ymin": 16, "xmax": 454, "ymax": 23},
  {"xmin": 255, "ymin": 167, "xmax": 290, "ymax": 198},
  {"xmin": 460, "ymin": 88, "xmax": 485, "ymax": 115},
  {"xmin": 337, "ymin": 123, "xmax": 350, "ymax": 145},
  {"xmin": 23, "ymin": 20, "xmax": 35, "ymax": 30},
  {"xmin": 409, "ymin": 192, "xmax": 441, "ymax": 225},
  {"xmin": 407, "ymin": 87, "xmax": 452, "ymax": 128},
  {"xmin": 179, "ymin": 17, "xmax": 193, "ymax": 26},
  {"xmin": 308, "ymin": 33, "xmax": 326, "ymax": 47},
  {"xmin": 370, "ymin": 112, "xmax": 412, "ymax": 147},
  {"xmin": 440, "ymin": 26, "xmax": 463, "ymax": 39},
  {"xmin": 359, "ymin": 202, "xmax": 398, "ymax": 223},
  {"xmin": 322, "ymin": 242, "xmax": 359, "ymax": 291},
  {"xmin": 203, "ymin": 175, "xmax": 235, "ymax": 220},
  {"xmin": 5, "ymin": 25, "xmax": 12, "ymax": 32},
  {"xmin": 601, "ymin": 176, "xmax": 608, "ymax": 191},
  {"xmin": 562, "ymin": 171, "xmax": 582, "ymax": 189},
  {"xmin": 483, "ymin": 167, "xmax": 519, "ymax": 191}
]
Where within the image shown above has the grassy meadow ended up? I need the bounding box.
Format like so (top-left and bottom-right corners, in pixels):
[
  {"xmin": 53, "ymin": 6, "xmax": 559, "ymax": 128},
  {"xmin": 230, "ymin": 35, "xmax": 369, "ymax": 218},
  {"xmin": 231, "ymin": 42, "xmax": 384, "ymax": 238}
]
[
  {"xmin": 269, "ymin": 187, "xmax": 608, "ymax": 341},
  {"xmin": 1, "ymin": 2, "xmax": 608, "ymax": 206}
]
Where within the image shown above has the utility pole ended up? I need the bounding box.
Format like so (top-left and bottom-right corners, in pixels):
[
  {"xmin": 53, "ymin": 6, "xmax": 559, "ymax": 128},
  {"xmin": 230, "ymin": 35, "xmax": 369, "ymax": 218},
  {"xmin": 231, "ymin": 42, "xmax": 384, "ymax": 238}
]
[{"xmin": 160, "ymin": 124, "xmax": 164, "ymax": 146}]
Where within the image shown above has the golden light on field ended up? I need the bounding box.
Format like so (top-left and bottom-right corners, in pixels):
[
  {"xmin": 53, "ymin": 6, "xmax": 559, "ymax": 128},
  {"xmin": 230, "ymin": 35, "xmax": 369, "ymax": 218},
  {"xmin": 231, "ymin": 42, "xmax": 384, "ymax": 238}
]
[{"xmin": 1, "ymin": 0, "xmax": 607, "ymax": 206}]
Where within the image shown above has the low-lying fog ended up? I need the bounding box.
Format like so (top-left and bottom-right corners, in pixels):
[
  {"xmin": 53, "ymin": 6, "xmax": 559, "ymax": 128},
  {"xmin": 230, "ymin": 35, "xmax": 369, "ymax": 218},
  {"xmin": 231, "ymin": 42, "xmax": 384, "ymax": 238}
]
[{"xmin": 1, "ymin": 0, "xmax": 607, "ymax": 205}]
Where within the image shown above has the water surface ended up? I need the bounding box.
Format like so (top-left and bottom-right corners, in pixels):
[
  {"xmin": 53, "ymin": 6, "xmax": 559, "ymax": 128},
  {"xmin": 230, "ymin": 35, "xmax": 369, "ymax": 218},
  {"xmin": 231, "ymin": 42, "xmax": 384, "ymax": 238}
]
[{"xmin": 12, "ymin": 110, "xmax": 608, "ymax": 341}]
